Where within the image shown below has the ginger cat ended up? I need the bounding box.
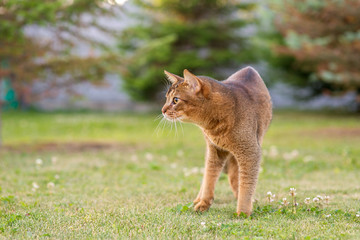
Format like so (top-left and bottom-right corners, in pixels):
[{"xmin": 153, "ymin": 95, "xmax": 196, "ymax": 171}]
[{"xmin": 162, "ymin": 67, "xmax": 272, "ymax": 216}]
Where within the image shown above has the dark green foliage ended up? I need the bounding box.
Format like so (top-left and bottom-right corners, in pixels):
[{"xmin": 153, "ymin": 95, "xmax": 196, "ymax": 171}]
[
  {"xmin": 0, "ymin": 0, "xmax": 121, "ymax": 106},
  {"xmin": 118, "ymin": 0, "xmax": 257, "ymax": 101}
]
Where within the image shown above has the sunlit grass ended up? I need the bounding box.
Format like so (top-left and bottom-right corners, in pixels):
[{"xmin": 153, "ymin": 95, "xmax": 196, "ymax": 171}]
[{"xmin": 1, "ymin": 111, "xmax": 360, "ymax": 238}]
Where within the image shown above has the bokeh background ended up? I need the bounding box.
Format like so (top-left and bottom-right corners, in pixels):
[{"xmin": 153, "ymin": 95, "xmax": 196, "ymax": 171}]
[
  {"xmin": 1, "ymin": 1, "xmax": 360, "ymax": 238},
  {"xmin": 1, "ymin": 0, "xmax": 360, "ymax": 114}
]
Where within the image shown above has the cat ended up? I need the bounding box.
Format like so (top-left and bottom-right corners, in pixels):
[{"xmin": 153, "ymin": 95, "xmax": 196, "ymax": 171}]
[{"xmin": 162, "ymin": 67, "xmax": 272, "ymax": 216}]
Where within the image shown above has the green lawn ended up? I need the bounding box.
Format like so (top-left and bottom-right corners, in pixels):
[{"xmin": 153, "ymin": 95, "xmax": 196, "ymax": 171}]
[{"xmin": 1, "ymin": 111, "xmax": 360, "ymax": 239}]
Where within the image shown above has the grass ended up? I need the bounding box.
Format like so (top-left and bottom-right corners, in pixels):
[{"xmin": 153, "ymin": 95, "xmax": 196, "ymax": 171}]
[{"xmin": 1, "ymin": 110, "xmax": 360, "ymax": 239}]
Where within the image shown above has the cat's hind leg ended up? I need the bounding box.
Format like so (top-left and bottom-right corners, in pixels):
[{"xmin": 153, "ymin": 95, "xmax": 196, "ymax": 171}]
[
  {"xmin": 227, "ymin": 155, "xmax": 239, "ymax": 199},
  {"xmin": 233, "ymin": 144, "xmax": 261, "ymax": 216}
]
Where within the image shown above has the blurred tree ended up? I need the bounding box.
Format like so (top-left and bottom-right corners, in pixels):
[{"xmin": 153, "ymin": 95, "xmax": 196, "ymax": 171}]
[
  {"xmin": 265, "ymin": 0, "xmax": 360, "ymax": 111},
  {"xmin": 0, "ymin": 0, "xmax": 125, "ymax": 147},
  {"xmin": 117, "ymin": 0, "xmax": 258, "ymax": 101},
  {"xmin": 0, "ymin": 0, "xmax": 122, "ymax": 108}
]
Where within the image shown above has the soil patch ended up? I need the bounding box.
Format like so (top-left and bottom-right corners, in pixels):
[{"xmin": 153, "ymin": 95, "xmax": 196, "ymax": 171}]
[
  {"xmin": 1, "ymin": 142, "xmax": 139, "ymax": 153},
  {"xmin": 307, "ymin": 127, "xmax": 360, "ymax": 138}
]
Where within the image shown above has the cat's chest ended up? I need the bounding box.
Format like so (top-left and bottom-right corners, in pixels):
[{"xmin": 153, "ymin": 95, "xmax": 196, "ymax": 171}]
[{"xmin": 202, "ymin": 129, "xmax": 229, "ymax": 149}]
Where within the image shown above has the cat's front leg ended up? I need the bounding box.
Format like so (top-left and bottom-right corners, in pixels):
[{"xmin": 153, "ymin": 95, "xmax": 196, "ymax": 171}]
[
  {"xmin": 194, "ymin": 144, "xmax": 225, "ymax": 212},
  {"xmin": 193, "ymin": 181, "xmax": 203, "ymax": 205}
]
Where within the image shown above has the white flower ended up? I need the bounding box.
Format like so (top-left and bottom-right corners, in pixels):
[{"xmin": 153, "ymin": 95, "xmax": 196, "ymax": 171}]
[
  {"xmin": 281, "ymin": 198, "xmax": 289, "ymax": 206},
  {"xmin": 325, "ymin": 214, "xmax": 331, "ymax": 218},
  {"xmin": 32, "ymin": 182, "xmax": 40, "ymax": 189},
  {"xmin": 190, "ymin": 167, "xmax": 200, "ymax": 174},
  {"xmin": 304, "ymin": 198, "xmax": 311, "ymax": 204},
  {"xmin": 356, "ymin": 214, "xmax": 360, "ymax": 217},
  {"xmin": 201, "ymin": 222, "xmax": 206, "ymax": 226},
  {"xmin": 324, "ymin": 195, "xmax": 330, "ymax": 204},
  {"xmin": 47, "ymin": 182, "xmax": 55, "ymax": 188},
  {"xmin": 51, "ymin": 156, "xmax": 57, "ymax": 164},
  {"xmin": 266, "ymin": 191, "xmax": 275, "ymax": 202},
  {"xmin": 35, "ymin": 159, "xmax": 43, "ymax": 165},
  {"xmin": 177, "ymin": 150, "xmax": 184, "ymax": 157},
  {"xmin": 269, "ymin": 146, "xmax": 278, "ymax": 158},
  {"xmin": 289, "ymin": 188, "xmax": 297, "ymax": 196},
  {"xmin": 313, "ymin": 197, "xmax": 320, "ymax": 203},
  {"xmin": 145, "ymin": 153, "xmax": 153, "ymax": 161},
  {"xmin": 55, "ymin": 174, "xmax": 60, "ymax": 179},
  {"xmin": 291, "ymin": 150, "xmax": 299, "ymax": 158},
  {"xmin": 316, "ymin": 195, "xmax": 323, "ymax": 201},
  {"xmin": 303, "ymin": 155, "xmax": 314, "ymax": 163},
  {"xmin": 217, "ymin": 223, "xmax": 222, "ymax": 226},
  {"xmin": 131, "ymin": 155, "xmax": 138, "ymax": 162}
]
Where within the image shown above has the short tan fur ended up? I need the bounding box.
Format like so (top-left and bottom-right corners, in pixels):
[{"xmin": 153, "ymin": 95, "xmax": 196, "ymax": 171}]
[{"xmin": 162, "ymin": 67, "xmax": 272, "ymax": 216}]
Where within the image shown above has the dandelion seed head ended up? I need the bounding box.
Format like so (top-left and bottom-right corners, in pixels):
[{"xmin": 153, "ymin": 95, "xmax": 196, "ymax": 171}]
[{"xmin": 35, "ymin": 159, "xmax": 43, "ymax": 165}]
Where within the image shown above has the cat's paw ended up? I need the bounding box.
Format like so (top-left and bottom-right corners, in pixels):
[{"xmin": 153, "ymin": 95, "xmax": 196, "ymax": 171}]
[
  {"xmin": 194, "ymin": 200, "xmax": 211, "ymax": 212},
  {"xmin": 193, "ymin": 198, "xmax": 201, "ymax": 205},
  {"xmin": 236, "ymin": 210, "xmax": 251, "ymax": 217}
]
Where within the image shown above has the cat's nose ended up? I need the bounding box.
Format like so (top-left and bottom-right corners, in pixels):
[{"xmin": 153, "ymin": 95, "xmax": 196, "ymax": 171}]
[{"xmin": 162, "ymin": 106, "xmax": 167, "ymax": 114}]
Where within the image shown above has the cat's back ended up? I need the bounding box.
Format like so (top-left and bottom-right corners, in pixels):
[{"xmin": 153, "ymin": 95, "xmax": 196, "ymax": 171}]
[{"xmin": 223, "ymin": 67, "xmax": 271, "ymax": 105}]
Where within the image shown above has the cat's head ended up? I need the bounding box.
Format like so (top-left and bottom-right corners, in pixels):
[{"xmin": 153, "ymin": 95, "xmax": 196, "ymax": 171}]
[{"xmin": 161, "ymin": 69, "xmax": 211, "ymax": 123}]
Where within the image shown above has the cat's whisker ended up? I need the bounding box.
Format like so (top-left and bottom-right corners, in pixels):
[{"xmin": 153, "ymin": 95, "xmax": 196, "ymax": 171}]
[
  {"xmin": 154, "ymin": 114, "xmax": 163, "ymax": 122},
  {"xmin": 154, "ymin": 117, "xmax": 164, "ymax": 136},
  {"xmin": 174, "ymin": 119, "xmax": 178, "ymax": 137},
  {"xmin": 162, "ymin": 117, "xmax": 169, "ymax": 135},
  {"xmin": 169, "ymin": 118, "xmax": 174, "ymax": 136},
  {"xmin": 178, "ymin": 119, "xmax": 185, "ymax": 136}
]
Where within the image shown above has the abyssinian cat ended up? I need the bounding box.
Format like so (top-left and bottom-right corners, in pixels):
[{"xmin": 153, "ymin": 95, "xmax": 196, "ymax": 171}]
[{"xmin": 162, "ymin": 67, "xmax": 272, "ymax": 216}]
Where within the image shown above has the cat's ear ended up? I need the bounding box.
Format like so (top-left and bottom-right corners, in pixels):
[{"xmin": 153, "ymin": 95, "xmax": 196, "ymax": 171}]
[
  {"xmin": 183, "ymin": 69, "xmax": 210, "ymax": 98},
  {"xmin": 183, "ymin": 69, "xmax": 202, "ymax": 93},
  {"xmin": 164, "ymin": 70, "xmax": 183, "ymax": 85}
]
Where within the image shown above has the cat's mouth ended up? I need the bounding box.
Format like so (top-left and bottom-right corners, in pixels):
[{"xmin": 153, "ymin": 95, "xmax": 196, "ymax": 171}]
[{"xmin": 163, "ymin": 113, "xmax": 183, "ymax": 122}]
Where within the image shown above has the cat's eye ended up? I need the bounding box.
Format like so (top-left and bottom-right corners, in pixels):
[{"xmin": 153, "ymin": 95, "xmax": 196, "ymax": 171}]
[{"xmin": 172, "ymin": 97, "xmax": 179, "ymax": 104}]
